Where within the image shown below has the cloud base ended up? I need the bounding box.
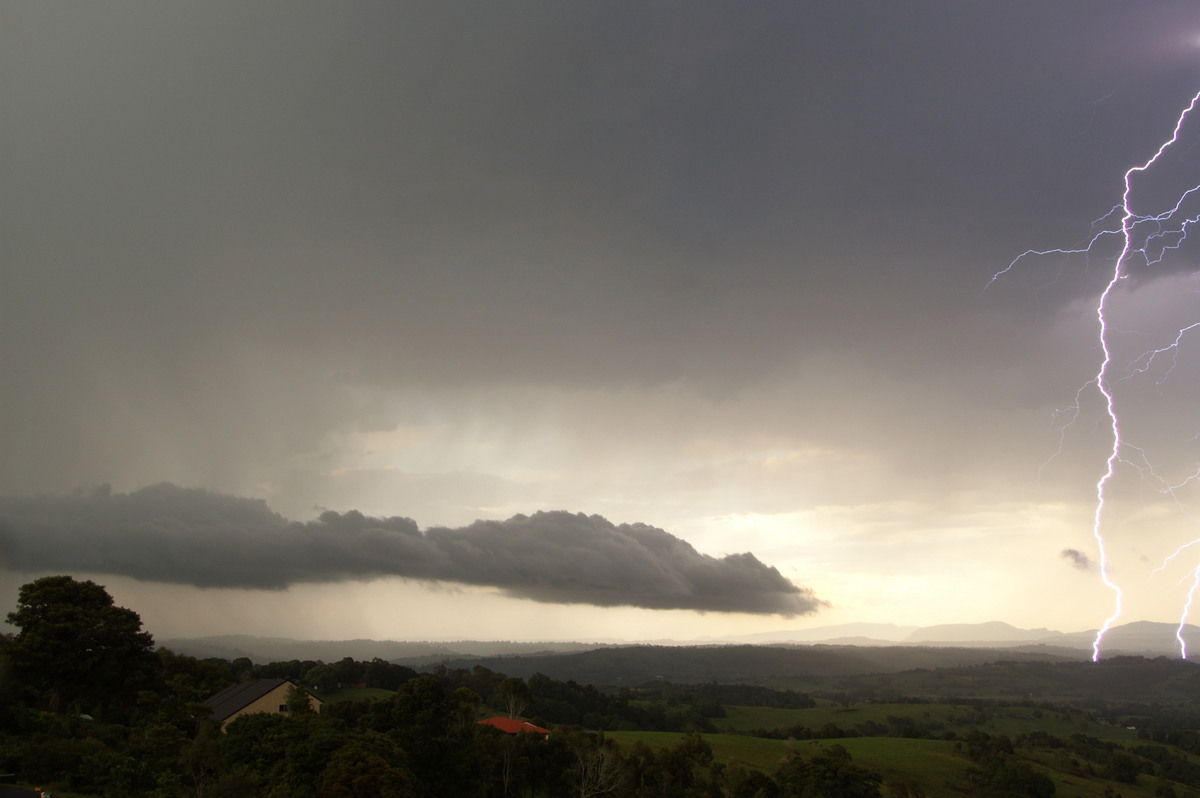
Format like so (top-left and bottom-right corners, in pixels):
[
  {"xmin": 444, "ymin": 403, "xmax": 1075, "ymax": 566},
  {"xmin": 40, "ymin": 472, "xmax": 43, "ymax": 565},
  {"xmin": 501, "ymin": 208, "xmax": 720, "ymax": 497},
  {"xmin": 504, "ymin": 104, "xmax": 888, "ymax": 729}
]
[{"xmin": 0, "ymin": 484, "xmax": 822, "ymax": 616}]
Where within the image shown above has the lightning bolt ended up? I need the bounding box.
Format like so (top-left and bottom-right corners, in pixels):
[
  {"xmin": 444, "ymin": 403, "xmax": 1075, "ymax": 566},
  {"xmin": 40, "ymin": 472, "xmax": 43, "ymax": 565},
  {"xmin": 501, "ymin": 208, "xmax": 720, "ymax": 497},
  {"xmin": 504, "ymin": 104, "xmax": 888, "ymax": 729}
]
[
  {"xmin": 991, "ymin": 88, "xmax": 1200, "ymax": 662},
  {"xmin": 1178, "ymin": 566, "xmax": 1200, "ymax": 660}
]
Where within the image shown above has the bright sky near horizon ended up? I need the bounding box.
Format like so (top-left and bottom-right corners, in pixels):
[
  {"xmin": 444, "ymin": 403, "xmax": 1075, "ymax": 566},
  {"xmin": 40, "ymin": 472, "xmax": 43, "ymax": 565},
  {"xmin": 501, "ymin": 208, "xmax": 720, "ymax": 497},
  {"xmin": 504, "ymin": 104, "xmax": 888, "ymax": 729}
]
[{"xmin": 6, "ymin": 2, "xmax": 1200, "ymax": 643}]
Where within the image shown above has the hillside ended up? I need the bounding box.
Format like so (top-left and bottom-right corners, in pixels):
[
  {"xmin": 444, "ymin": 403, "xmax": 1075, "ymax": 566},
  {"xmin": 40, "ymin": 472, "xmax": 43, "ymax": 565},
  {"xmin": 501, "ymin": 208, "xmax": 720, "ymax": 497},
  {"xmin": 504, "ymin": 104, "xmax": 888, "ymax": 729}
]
[
  {"xmin": 421, "ymin": 643, "xmax": 1086, "ymax": 687},
  {"xmin": 158, "ymin": 620, "xmax": 1200, "ymax": 664},
  {"xmin": 159, "ymin": 634, "xmax": 608, "ymax": 664}
]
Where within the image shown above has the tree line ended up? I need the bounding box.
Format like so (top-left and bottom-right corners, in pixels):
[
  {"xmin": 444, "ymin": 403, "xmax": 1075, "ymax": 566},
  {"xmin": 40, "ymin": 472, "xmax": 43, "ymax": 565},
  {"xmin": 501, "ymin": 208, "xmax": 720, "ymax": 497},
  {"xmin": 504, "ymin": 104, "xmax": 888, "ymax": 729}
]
[
  {"xmin": 11, "ymin": 575, "xmax": 1200, "ymax": 796},
  {"xmin": 0, "ymin": 575, "xmax": 871, "ymax": 797}
]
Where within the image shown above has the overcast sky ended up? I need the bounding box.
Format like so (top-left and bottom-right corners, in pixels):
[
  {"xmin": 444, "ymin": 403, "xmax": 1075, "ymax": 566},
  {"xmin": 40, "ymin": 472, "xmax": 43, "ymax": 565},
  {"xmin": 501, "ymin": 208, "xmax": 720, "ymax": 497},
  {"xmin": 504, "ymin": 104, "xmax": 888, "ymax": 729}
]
[{"xmin": 6, "ymin": 1, "xmax": 1200, "ymax": 643}]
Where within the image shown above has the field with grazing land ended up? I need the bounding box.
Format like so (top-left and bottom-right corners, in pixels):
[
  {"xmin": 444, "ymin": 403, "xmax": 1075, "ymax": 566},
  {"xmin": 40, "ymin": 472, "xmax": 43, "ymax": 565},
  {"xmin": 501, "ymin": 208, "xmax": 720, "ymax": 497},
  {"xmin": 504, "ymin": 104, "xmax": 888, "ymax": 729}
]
[
  {"xmin": 608, "ymin": 699, "xmax": 1200, "ymax": 797},
  {"xmin": 716, "ymin": 701, "xmax": 1140, "ymax": 743},
  {"xmin": 605, "ymin": 728, "xmax": 1184, "ymax": 797},
  {"xmin": 606, "ymin": 730, "xmax": 789, "ymax": 772},
  {"xmin": 604, "ymin": 731, "xmax": 974, "ymax": 797},
  {"xmin": 305, "ymin": 685, "xmax": 396, "ymax": 704}
]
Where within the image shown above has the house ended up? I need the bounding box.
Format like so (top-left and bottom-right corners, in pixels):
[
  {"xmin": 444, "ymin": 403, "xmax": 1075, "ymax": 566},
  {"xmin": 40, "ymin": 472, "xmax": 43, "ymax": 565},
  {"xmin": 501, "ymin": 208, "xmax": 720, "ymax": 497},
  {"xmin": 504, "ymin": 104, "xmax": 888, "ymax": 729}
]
[
  {"xmin": 203, "ymin": 678, "xmax": 322, "ymax": 730},
  {"xmin": 477, "ymin": 717, "xmax": 550, "ymax": 736}
]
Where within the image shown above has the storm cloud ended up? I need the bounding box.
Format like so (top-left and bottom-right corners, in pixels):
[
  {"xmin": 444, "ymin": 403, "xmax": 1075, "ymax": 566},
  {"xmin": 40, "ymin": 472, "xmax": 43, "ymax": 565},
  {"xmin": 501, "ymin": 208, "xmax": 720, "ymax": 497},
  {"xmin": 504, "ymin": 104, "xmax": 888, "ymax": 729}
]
[
  {"xmin": 1061, "ymin": 548, "xmax": 1093, "ymax": 572},
  {"xmin": 8, "ymin": 2, "xmax": 1200, "ymax": 638},
  {"xmin": 0, "ymin": 484, "xmax": 821, "ymax": 616}
]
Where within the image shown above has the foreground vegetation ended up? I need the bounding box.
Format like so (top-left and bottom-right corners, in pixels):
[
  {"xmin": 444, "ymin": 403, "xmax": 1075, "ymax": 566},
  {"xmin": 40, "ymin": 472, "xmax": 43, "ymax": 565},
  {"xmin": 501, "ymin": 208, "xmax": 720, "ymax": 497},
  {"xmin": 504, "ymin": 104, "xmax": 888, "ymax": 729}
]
[{"xmin": 6, "ymin": 576, "xmax": 1200, "ymax": 796}]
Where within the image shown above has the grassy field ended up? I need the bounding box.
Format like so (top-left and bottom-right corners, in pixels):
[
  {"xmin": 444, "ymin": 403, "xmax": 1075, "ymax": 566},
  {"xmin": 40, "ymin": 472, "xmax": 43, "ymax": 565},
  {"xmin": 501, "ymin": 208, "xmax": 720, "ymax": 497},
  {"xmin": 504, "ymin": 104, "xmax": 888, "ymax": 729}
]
[
  {"xmin": 604, "ymin": 730, "xmax": 1185, "ymax": 798},
  {"xmin": 608, "ymin": 704, "xmax": 1192, "ymax": 798},
  {"xmin": 836, "ymin": 737, "xmax": 1174, "ymax": 798},
  {"xmin": 813, "ymin": 738, "xmax": 968, "ymax": 798},
  {"xmin": 307, "ymin": 685, "xmax": 396, "ymax": 704},
  {"xmin": 604, "ymin": 731, "xmax": 972, "ymax": 797},
  {"xmin": 605, "ymin": 730, "xmax": 789, "ymax": 772},
  {"xmin": 716, "ymin": 702, "xmax": 1139, "ymax": 743}
]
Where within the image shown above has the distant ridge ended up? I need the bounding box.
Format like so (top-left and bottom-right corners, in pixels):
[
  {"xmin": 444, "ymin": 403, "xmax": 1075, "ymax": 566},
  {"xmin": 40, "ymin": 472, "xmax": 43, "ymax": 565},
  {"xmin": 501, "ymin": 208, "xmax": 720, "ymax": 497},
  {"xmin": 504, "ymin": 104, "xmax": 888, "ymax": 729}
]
[
  {"xmin": 904, "ymin": 621, "xmax": 1059, "ymax": 643},
  {"xmin": 159, "ymin": 634, "xmax": 609, "ymax": 664},
  {"xmin": 1045, "ymin": 620, "xmax": 1200, "ymax": 656},
  {"xmin": 158, "ymin": 620, "xmax": 1200, "ymax": 664},
  {"xmin": 895, "ymin": 620, "xmax": 1200, "ymax": 656},
  {"xmin": 421, "ymin": 643, "xmax": 1086, "ymax": 686},
  {"xmin": 725, "ymin": 622, "xmax": 918, "ymax": 644},
  {"xmin": 732, "ymin": 620, "xmax": 1200, "ymax": 655}
]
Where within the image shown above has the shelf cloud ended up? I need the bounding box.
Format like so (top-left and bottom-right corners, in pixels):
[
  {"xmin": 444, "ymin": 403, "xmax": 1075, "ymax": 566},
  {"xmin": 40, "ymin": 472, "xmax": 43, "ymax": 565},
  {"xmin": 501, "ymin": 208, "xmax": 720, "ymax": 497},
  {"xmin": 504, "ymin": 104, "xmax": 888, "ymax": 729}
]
[{"xmin": 0, "ymin": 484, "xmax": 822, "ymax": 616}]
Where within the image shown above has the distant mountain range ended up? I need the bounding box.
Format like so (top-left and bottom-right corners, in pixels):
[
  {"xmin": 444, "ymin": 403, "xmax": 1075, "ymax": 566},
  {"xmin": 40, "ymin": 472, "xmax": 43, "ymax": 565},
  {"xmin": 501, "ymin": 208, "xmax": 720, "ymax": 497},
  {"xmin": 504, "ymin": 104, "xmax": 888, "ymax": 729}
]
[
  {"xmin": 160, "ymin": 619, "xmax": 1200, "ymax": 664},
  {"xmin": 724, "ymin": 619, "xmax": 1200, "ymax": 654}
]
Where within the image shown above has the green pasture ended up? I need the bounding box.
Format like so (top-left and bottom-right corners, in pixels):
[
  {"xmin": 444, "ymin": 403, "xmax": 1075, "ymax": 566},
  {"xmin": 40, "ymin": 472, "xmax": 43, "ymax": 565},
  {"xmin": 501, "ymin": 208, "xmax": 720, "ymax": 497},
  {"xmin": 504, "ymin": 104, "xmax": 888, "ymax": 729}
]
[
  {"xmin": 308, "ymin": 685, "xmax": 396, "ymax": 704},
  {"xmin": 716, "ymin": 702, "xmax": 1138, "ymax": 743},
  {"xmin": 715, "ymin": 702, "xmax": 958, "ymax": 733},
  {"xmin": 838, "ymin": 737, "xmax": 1176, "ymax": 798},
  {"xmin": 604, "ymin": 731, "xmax": 1185, "ymax": 798},
  {"xmin": 813, "ymin": 738, "xmax": 968, "ymax": 798},
  {"xmin": 609, "ymin": 704, "xmax": 1185, "ymax": 798},
  {"xmin": 604, "ymin": 732, "xmax": 965, "ymax": 785},
  {"xmin": 604, "ymin": 732, "xmax": 970, "ymax": 797},
  {"xmin": 605, "ymin": 731, "xmax": 789, "ymax": 772},
  {"xmin": 775, "ymin": 669, "xmax": 1121, "ymax": 704}
]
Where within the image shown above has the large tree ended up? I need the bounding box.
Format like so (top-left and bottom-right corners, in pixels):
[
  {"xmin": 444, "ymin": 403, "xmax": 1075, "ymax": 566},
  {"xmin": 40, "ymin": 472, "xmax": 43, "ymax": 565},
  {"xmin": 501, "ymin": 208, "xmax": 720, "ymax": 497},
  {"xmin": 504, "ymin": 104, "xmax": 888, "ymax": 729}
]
[
  {"xmin": 6, "ymin": 574, "xmax": 157, "ymax": 717},
  {"xmin": 775, "ymin": 744, "xmax": 881, "ymax": 798}
]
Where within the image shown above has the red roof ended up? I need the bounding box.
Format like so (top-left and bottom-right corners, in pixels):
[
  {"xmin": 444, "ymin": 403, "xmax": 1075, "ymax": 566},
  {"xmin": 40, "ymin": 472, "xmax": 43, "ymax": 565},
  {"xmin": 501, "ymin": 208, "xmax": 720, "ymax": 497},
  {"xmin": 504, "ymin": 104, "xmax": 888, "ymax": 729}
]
[{"xmin": 478, "ymin": 716, "xmax": 550, "ymax": 735}]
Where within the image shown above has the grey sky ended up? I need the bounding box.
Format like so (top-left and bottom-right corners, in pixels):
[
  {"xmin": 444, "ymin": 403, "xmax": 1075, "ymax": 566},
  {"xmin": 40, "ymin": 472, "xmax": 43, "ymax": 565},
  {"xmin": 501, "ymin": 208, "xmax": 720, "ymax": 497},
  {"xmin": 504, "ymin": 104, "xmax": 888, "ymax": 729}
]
[{"xmin": 5, "ymin": 2, "xmax": 1200, "ymax": 640}]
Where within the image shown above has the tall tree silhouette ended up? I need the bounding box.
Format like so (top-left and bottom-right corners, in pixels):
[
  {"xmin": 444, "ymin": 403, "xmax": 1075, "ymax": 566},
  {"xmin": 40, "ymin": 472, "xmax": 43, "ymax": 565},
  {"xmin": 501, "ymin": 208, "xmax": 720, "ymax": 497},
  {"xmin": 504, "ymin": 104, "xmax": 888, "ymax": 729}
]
[{"xmin": 6, "ymin": 575, "xmax": 156, "ymax": 718}]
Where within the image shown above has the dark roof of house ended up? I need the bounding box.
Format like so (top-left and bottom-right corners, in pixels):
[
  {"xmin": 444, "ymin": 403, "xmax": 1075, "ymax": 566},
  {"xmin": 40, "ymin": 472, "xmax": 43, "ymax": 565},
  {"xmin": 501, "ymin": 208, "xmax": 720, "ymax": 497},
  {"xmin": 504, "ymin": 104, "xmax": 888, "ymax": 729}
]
[
  {"xmin": 203, "ymin": 678, "xmax": 293, "ymax": 722},
  {"xmin": 478, "ymin": 717, "xmax": 550, "ymax": 735}
]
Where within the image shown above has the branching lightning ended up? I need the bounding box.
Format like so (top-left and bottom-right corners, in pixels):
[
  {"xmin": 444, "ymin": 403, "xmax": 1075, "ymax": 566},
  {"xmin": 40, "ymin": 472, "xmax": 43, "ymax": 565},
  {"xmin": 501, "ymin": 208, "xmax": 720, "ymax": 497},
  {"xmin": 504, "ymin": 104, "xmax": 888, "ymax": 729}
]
[{"xmin": 990, "ymin": 88, "xmax": 1200, "ymax": 662}]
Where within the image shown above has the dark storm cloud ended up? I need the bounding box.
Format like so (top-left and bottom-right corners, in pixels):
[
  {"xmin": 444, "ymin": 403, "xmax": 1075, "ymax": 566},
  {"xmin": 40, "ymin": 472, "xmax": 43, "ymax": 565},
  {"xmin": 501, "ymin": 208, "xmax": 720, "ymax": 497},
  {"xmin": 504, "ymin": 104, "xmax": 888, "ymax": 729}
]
[
  {"xmin": 6, "ymin": 1, "xmax": 1198, "ymax": 498},
  {"xmin": 5, "ymin": 0, "xmax": 1200, "ymax": 540},
  {"xmin": 0, "ymin": 484, "xmax": 821, "ymax": 615},
  {"xmin": 1061, "ymin": 548, "xmax": 1093, "ymax": 571}
]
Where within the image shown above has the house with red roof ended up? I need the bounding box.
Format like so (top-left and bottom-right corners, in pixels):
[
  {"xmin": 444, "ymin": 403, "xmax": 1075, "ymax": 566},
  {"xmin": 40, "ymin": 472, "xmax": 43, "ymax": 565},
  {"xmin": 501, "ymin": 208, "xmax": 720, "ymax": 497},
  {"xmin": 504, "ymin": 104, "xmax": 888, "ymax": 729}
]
[{"xmin": 477, "ymin": 716, "xmax": 550, "ymax": 736}]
